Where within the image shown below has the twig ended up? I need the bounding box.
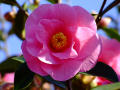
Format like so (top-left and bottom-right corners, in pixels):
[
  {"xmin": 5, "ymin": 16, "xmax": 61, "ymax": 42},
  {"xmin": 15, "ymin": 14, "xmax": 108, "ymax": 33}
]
[
  {"xmin": 101, "ymin": 0, "xmax": 120, "ymax": 17},
  {"xmin": 96, "ymin": 0, "xmax": 120, "ymax": 24},
  {"xmin": 96, "ymin": 0, "xmax": 107, "ymax": 24}
]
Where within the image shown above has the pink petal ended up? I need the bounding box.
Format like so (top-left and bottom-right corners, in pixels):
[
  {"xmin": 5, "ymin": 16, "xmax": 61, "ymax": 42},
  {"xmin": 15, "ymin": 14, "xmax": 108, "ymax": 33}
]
[
  {"xmin": 26, "ymin": 38, "xmax": 43, "ymax": 57},
  {"xmin": 41, "ymin": 60, "xmax": 82, "ymax": 81},
  {"xmin": 52, "ymin": 4, "xmax": 77, "ymax": 26},
  {"xmin": 52, "ymin": 42, "xmax": 78, "ymax": 59},
  {"xmin": 38, "ymin": 19, "xmax": 64, "ymax": 36},
  {"xmin": 27, "ymin": 4, "xmax": 77, "ymax": 26},
  {"xmin": 21, "ymin": 41, "xmax": 48, "ymax": 76},
  {"xmin": 74, "ymin": 27, "xmax": 101, "ymax": 59},
  {"xmin": 112, "ymin": 59, "xmax": 120, "ymax": 81},
  {"xmin": 73, "ymin": 6, "xmax": 97, "ymax": 32},
  {"xmin": 99, "ymin": 37, "xmax": 120, "ymax": 64},
  {"xmin": 38, "ymin": 50, "xmax": 61, "ymax": 64},
  {"xmin": 3, "ymin": 73, "xmax": 14, "ymax": 83}
]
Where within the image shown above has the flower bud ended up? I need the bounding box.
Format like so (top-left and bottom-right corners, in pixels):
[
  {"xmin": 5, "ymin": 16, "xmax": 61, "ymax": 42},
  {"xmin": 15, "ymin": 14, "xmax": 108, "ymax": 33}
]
[
  {"xmin": 4, "ymin": 11, "xmax": 16, "ymax": 23},
  {"xmin": 98, "ymin": 17, "xmax": 111, "ymax": 28},
  {"xmin": 34, "ymin": 0, "xmax": 40, "ymax": 5}
]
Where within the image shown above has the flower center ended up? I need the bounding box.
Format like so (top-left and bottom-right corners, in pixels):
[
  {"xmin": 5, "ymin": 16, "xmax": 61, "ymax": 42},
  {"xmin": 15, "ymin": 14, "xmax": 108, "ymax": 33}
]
[{"xmin": 50, "ymin": 32, "xmax": 67, "ymax": 51}]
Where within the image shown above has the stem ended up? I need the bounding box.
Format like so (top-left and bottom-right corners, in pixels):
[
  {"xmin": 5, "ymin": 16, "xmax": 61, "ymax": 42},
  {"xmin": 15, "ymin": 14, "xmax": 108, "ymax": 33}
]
[
  {"xmin": 102, "ymin": 0, "xmax": 120, "ymax": 17},
  {"xmin": 96, "ymin": 0, "xmax": 120, "ymax": 24},
  {"xmin": 96, "ymin": 0, "xmax": 107, "ymax": 24},
  {"xmin": 66, "ymin": 80, "xmax": 72, "ymax": 90}
]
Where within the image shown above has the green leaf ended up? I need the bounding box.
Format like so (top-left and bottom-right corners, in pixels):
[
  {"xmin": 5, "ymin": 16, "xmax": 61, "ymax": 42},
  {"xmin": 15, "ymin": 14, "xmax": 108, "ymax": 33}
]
[
  {"xmin": 80, "ymin": 62, "xmax": 119, "ymax": 82},
  {"xmin": 91, "ymin": 82, "xmax": 120, "ymax": 90},
  {"xmin": 0, "ymin": 56, "xmax": 24, "ymax": 74},
  {"xmin": 0, "ymin": 30, "xmax": 5, "ymax": 41},
  {"xmin": 12, "ymin": 56, "xmax": 25, "ymax": 62},
  {"xmin": 28, "ymin": 4, "xmax": 38, "ymax": 11},
  {"xmin": 47, "ymin": 0, "xmax": 58, "ymax": 4},
  {"xmin": 14, "ymin": 63, "xmax": 35, "ymax": 90},
  {"xmin": 102, "ymin": 27, "xmax": 120, "ymax": 41},
  {"xmin": 41, "ymin": 76, "xmax": 66, "ymax": 88},
  {"xmin": 0, "ymin": 0, "xmax": 17, "ymax": 5},
  {"xmin": 11, "ymin": 10, "xmax": 27, "ymax": 40}
]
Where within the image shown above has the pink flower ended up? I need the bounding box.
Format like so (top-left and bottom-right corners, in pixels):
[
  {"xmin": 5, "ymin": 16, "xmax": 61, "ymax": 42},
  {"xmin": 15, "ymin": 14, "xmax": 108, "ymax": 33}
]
[
  {"xmin": 22, "ymin": 4, "xmax": 101, "ymax": 81},
  {"xmin": 3, "ymin": 73, "xmax": 14, "ymax": 83},
  {"xmin": 96, "ymin": 36, "xmax": 120, "ymax": 85}
]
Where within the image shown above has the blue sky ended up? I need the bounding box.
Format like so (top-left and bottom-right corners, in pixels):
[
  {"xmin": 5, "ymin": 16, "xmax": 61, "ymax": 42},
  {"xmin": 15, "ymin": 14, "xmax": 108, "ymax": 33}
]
[{"xmin": 0, "ymin": 0, "xmax": 118, "ymax": 62}]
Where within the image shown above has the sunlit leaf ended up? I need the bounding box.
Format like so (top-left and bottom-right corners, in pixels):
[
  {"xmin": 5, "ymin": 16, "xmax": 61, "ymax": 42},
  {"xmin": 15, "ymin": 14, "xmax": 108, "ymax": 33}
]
[
  {"xmin": 0, "ymin": 56, "xmax": 24, "ymax": 74},
  {"xmin": 92, "ymin": 82, "xmax": 120, "ymax": 90},
  {"xmin": 102, "ymin": 27, "xmax": 120, "ymax": 41},
  {"xmin": 14, "ymin": 63, "xmax": 35, "ymax": 90},
  {"xmin": 28, "ymin": 4, "xmax": 38, "ymax": 11},
  {"xmin": 12, "ymin": 56, "xmax": 25, "ymax": 62}
]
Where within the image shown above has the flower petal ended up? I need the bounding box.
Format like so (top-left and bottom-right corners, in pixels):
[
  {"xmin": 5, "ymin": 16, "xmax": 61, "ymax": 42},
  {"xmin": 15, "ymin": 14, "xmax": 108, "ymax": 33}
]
[
  {"xmin": 73, "ymin": 6, "xmax": 97, "ymax": 32},
  {"xmin": 21, "ymin": 41, "xmax": 48, "ymax": 76},
  {"xmin": 74, "ymin": 27, "xmax": 101, "ymax": 59},
  {"xmin": 28, "ymin": 4, "xmax": 77, "ymax": 26},
  {"xmin": 52, "ymin": 42, "xmax": 78, "ymax": 59},
  {"xmin": 52, "ymin": 4, "xmax": 77, "ymax": 26},
  {"xmin": 41, "ymin": 60, "xmax": 82, "ymax": 81}
]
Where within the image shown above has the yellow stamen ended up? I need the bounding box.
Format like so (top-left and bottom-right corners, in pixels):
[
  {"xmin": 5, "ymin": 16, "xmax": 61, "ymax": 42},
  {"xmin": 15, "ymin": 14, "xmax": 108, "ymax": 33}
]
[{"xmin": 50, "ymin": 32, "xmax": 67, "ymax": 51}]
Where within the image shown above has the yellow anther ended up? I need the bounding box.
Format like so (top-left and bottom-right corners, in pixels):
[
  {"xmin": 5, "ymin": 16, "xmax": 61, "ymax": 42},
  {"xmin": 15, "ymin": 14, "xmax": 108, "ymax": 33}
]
[{"xmin": 50, "ymin": 32, "xmax": 67, "ymax": 51}]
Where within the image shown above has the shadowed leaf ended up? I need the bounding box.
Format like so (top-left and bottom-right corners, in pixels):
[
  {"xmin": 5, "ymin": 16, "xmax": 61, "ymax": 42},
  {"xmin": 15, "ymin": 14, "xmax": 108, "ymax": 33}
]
[
  {"xmin": 0, "ymin": 56, "xmax": 24, "ymax": 74},
  {"xmin": 79, "ymin": 62, "xmax": 119, "ymax": 82},
  {"xmin": 14, "ymin": 63, "xmax": 35, "ymax": 90}
]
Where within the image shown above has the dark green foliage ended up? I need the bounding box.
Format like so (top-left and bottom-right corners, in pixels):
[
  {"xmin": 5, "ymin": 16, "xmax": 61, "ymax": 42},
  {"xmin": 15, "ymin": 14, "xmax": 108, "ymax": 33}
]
[
  {"xmin": 14, "ymin": 63, "xmax": 35, "ymax": 90},
  {"xmin": 0, "ymin": 56, "xmax": 24, "ymax": 75},
  {"xmin": 80, "ymin": 62, "xmax": 119, "ymax": 82}
]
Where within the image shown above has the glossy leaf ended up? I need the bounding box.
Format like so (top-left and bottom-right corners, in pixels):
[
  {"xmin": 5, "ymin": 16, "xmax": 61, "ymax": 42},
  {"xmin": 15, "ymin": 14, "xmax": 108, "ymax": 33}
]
[
  {"xmin": 0, "ymin": 56, "xmax": 24, "ymax": 74},
  {"xmin": 28, "ymin": 4, "xmax": 38, "ymax": 11},
  {"xmin": 12, "ymin": 56, "xmax": 25, "ymax": 62},
  {"xmin": 14, "ymin": 63, "xmax": 35, "ymax": 90},
  {"xmin": 102, "ymin": 27, "xmax": 120, "ymax": 41},
  {"xmin": 92, "ymin": 82, "xmax": 120, "ymax": 90},
  {"xmin": 0, "ymin": 0, "xmax": 17, "ymax": 5},
  {"xmin": 79, "ymin": 62, "xmax": 119, "ymax": 82},
  {"xmin": 47, "ymin": 0, "xmax": 59, "ymax": 4}
]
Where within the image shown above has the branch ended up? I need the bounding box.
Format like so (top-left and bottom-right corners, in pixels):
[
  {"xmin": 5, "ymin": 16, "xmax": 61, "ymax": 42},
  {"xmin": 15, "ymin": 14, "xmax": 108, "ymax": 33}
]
[
  {"xmin": 15, "ymin": 1, "xmax": 29, "ymax": 17},
  {"xmin": 96, "ymin": 0, "xmax": 120, "ymax": 24},
  {"xmin": 96, "ymin": 0, "xmax": 107, "ymax": 24}
]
